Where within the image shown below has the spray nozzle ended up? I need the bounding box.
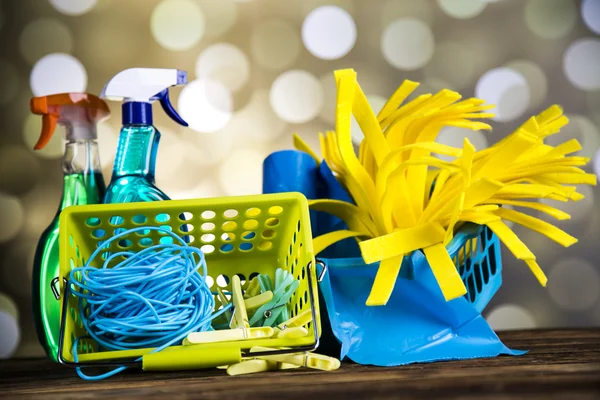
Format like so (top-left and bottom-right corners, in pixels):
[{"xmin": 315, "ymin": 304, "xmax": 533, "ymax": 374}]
[
  {"xmin": 29, "ymin": 93, "xmax": 110, "ymax": 150},
  {"xmin": 100, "ymin": 68, "xmax": 188, "ymax": 127}
]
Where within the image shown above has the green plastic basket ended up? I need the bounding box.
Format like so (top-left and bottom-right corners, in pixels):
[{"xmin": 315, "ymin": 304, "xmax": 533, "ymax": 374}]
[{"xmin": 57, "ymin": 192, "xmax": 320, "ymax": 365}]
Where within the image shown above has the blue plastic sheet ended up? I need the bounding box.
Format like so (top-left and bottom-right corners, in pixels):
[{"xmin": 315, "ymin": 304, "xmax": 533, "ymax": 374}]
[
  {"xmin": 316, "ymin": 226, "xmax": 525, "ymax": 366},
  {"xmin": 262, "ymin": 149, "xmax": 525, "ymax": 366}
]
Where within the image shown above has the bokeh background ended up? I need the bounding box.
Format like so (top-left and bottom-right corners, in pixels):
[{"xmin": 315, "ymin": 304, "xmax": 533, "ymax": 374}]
[{"xmin": 0, "ymin": 0, "xmax": 599, "ymax": 358}]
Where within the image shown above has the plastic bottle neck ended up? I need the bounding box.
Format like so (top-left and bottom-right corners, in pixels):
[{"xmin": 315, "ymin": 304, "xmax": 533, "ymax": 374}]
[
  {"xmin": 59, "ymin": 139, "xmax": 106, "ymax": 210},
  {"xmin": 62, "ymin": 138, "xmax": 102, "ymax": 175},
  {"xmin": 111, "ymin": 124, "xmax": 160, "ymax": 181},
  {"xmin": 122, "ymin": 102, "xmax": 153, "ymax": 125}
]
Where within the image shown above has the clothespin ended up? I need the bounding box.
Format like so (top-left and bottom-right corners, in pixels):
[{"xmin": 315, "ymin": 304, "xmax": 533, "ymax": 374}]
[
  {"xmin": 272, "ymin": 308, "xmax": 312, "ymax": 338},
  {"xmin": 184, "ymin": 326, "xmax": 274, "ymax": 345},
  {"xmin": 216, "ymin": 287, "xmax": 233, "ymax": 323},
  {"xmin": 248, "ymin": 347, "xmax": 341, "ymax": 371},
  {"xmin": 249, "ymin": 269, "xmax": 297, "ymax": 327},
  {"xmin": 226, "ymin": 359, "xmax": 300, "ymax": 376},
  {"xmin": 230, "ymin": 275, "xmax": 249, "ymax": 329},
  {"xmin": 274, "ymin": 326, "xmax": 309, "ymax": 338},
  {"xmin": 249, "ymin": 278, "xmax": 298, "ymax": 327},
  {"xmin": 262, "ymin": 280, "xmax": 299, "ymax": 327},
  {"xmin": 258, "ymin": 274, "xmax": 273, "ymax": 293},
  {"xmin": 277, "ymin": 308, "xmax": 311, "ymax": 330},
  {"xmin": 244, "ymin": 277, "xmax": 262, "ymax": 299},
  {"xmin": 244, "ymin": 291, "xmax": 273, "ymax": 312}
]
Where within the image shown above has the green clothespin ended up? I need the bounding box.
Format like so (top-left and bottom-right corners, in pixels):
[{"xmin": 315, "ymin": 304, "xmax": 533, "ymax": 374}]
[{"xmin": 250, "ymin": 270, "xmax": 294, "ymax": 327}]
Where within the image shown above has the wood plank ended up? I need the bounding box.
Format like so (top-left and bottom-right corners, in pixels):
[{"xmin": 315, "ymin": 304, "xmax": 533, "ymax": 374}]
[{"xmin": 0, "ymin": 329, "xmax": 599, "ymax": 400}]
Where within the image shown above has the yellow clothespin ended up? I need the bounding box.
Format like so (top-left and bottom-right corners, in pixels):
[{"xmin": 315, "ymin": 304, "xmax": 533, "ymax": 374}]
[
  {"xmin": 274, "ymin": 326, "xmax": 309, "ymax": 338},
  {"xmin": 216, "ymin": 287, "xmax": 232, "ymax": 323},
  {"xmin": 226, "ymin": 359, "xmax": 300, "ymax": 376},
  {"xmin": 277, "ymin": 309, "xmax": 311, "ymax": 329},
  {"xmin": 248, "ymin": 347, "xmax": 340, "ymax": 371},
  {"xmin": 273, "ymin": 308, "xmax": 312, "ymax": 338},
  {"xmin": 244, "ymin": 291, "xmax": 273, "ymax": 312},
  {"xmin": 230, "ymin": 275, "xmax": 249, "ymax": 329},
  {"xmin": 244, "ymin": 277, "xmax": 262, "ymax": 299},
  {"xmin": 184, "ymin": 326, "xmax": 274, "ymax": 345}
]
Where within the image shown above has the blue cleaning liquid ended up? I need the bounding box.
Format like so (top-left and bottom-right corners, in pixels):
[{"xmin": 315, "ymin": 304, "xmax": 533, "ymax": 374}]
[{"xmin": 105, "ymin": 124, "xmax": 170, "ymax": 204}]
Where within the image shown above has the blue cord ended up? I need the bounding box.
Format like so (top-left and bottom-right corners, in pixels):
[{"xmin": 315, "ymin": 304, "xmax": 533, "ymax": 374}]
[{"xmin": 69, "ymin": 226, "xmax": 229, "ymax": 380}]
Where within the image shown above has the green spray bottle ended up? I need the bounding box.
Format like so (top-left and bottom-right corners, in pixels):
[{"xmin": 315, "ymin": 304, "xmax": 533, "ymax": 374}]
[{"xmin": 30, "ymin": 93, "xmax": 110, "ymax": 361}]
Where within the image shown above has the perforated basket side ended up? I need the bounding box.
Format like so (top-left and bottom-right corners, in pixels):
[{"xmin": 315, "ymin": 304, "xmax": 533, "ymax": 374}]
[
  {"xmin": 58, "ymin": 193, "xmax": 319, "ymax": 363},
  {"xmin": 449, "ymin": 224, "xmax": 502, "ymax": 313}
]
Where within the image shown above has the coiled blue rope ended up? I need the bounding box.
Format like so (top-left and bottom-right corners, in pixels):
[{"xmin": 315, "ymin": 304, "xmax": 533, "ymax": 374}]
[{"xmin": 69, "ymin": 226, "xmax": 231, "ymax": 380}]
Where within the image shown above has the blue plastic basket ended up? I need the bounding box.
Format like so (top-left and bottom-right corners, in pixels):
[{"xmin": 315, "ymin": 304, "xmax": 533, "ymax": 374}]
[{"xmin": 315, "ymin": 223, "xmax": 522, "ymax": 367}]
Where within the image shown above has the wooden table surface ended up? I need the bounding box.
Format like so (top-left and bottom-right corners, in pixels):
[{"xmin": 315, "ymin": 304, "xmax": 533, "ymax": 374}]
[{"xmin": 1, "ymin": 329, "xmax": 599, "ymax": 400}]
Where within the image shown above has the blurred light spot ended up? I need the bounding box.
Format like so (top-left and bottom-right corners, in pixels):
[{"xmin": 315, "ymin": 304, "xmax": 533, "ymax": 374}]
[
  {"xmin": 0, "ymin": 60, "xmax": 19, "ymax": 106},
  {"xmin": 548, "ymin": 258, "xmax": 600, "ymax": 311},
  {"xmin": 270, "ymin": 70, "xmax": 324, "ymax": 124},
  {"xmin": 0, "ymin": 293, "xmax": 18, "ymax": 321},
  {"xmin": 227, "ymin": 90, "xmax": 288, "ymax": 143},
  {"xmin": 382, "ymin": 0, "xmax": 434, "ymax": 26},
  {"xmin": 178, "ymin": 79, "xmax": 233, "ymax": 133},
  {"xmin": 525, "ymin": 0, "xmax": 577, "ymax": 40},
  {"xmin": 582, "ymin": 0, "xmax": 600, "ymax": 35},
  {"xmin": 30, "ymin": 53, "xmax": 87, "ymax": 96},
  {"xmin": 546, "ymin": 115, "xmax": 600, "ymax": 158},
  {"xmin": 351, "ymin": 95, "xmax": 386, "ymax": 144},
  {"xmin": 318, "ymin": 73, "xmax": 337, "ymax": 125},
  {"xmin": 181, "ymin": 128, "xmax": 234, "ymax": 167},
  {"xmin": 0, "ymin": 145, "xmax": 41, "ymax": 195},
  {"xmin": 301, "ymin": 0, "xmax": 355, "ymax": 15},
  {"xmin": 151, "ymin": 0, "xmax": 205, "ymax": 51},
  {"xmin": 486, "ymin": 304, "xmax": 536, "ymax": 330},
  {"xmin": 424, "ymin": 42, "xmax": 475, "ymax": 90},
  {"xmin": 198, "ymin": 0, "xmax": 237, "ymax": 37},
  {"xmin": 564, "ymin": 38, "xmax": 600, "ymax": 91},
  {"xmin": 251, "ymin": 19, "xmax": 300, "ymax": 71},
  {"xmin": 541, "ymin": 184, "xmax": 594, "ymax": 223},
  {"xmin": 23, "ymin": 114, "xmax": 64, "ymax": 159},
  {"xmin": 475, "ymin": 67, "xmax": 530, "ymax": 122},
  {"xmin": 19, "ymin": 19, "xmax": 73, "ymax": 65},
  {"xmin": 437, "ymin": 0, "xmax": 487, "ymax": 19},
  {"xmin": 0, "ymin": 193, "xmax": 25, "ymax": 243},
  {"xmin": 21, "ymin": 182, "xmax": 62, "ymax": 237},
  {"xmin": 302, "ymin": 6, "xmax": 356, "ymax": 60},
  {"xmin": 171, "ymin": 180, "xmax": 222, "ymax": 200},
  {"xmin": 219, "ymin": 149, "xmax": 264, "ymax": 196},
  {"xmin": 435, "ymin": 127, "xmax": 489, "ymax": 161},
  {"xmin": 97, "ymin": 122, "xmax": 119, "ymax": 170},
  {"xmin": 155, "ymin": 125, "xmax": 187, "ymax": 186},
  {"xmin": 381, "ymin": 18, "xmax": 434, "ymax": 71},
  {"xmin": 505, "ymin": 60, "xmax": 548, "ymax": 110},
  {"xmin": 0, "ymin": 311, "xmax": 20, "ymax": 359},
  {"xmin": 195, "ymin": 43, "xmax": 249, "ymax": 92},
  {"xmin": 49, "ymin": 0, "xmax": 98, "ymax": 15}
]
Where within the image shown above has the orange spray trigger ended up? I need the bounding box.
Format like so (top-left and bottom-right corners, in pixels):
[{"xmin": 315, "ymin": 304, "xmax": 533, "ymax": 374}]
[{"xmin": 29, "ymin": 93, "xmax": 110, "ymax": 150}]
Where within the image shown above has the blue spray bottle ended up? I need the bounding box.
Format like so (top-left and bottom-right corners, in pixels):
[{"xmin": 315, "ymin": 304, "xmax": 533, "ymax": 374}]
[{"xmin": 100, "ymin": 68, "xmax": 188, "ymax": 204}]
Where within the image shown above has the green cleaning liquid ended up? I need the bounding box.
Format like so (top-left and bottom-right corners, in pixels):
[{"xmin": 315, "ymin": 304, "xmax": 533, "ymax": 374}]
[
  {"xmin": 32, "ymin": 171, "xmax": 105, "ymax": 361},
  {"xmin": 30, "ymin": 93, "xmax": 110, "ymax": 361}
]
